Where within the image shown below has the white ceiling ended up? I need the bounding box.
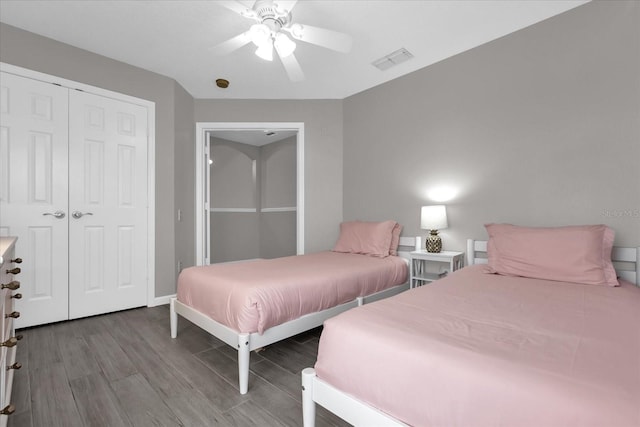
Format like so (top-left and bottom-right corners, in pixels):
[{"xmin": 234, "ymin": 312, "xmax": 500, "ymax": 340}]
[{"xmin": 0, "ymin": 0, "xmax": 588, "ymax": 100}]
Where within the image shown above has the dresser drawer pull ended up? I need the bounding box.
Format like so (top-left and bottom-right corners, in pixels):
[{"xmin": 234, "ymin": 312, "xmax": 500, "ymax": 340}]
[
  {"xmin": 11, "ymin": 293, "xmax": 22, "ymax": 299},
  {"xmin": 7, "ymin": 362, "xmax": 22, "ymax": 371},
  {"xmin": 4, "ymin": 312, "xmax": 20, "ymax": 319},
  {"xmin": 1, "ymin": 281, "xmax": 20, "ymax": 290},
  {"xmin": 5, "ymin": 267, "xmax": 20, "ymax": 275},
  {"xmin": 10, "ymin": 258, "xmax": 22, "ymax": 264},
  {"xmin": 0, "ymin": 337, "xmax": 17, "ymax": 348},
  {"xmin": 0, "ymin": 404, "xmax": 15, "ymax": 415}
]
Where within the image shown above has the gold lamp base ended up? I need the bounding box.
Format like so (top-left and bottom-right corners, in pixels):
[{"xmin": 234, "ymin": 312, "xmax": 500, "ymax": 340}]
[{"xmin": 425, "ymin": 230, "xmax": 442, "ymax": 253}]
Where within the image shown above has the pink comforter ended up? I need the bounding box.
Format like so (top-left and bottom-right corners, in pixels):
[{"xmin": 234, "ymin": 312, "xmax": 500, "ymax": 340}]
[
  {"xmin": 315, "ymin": 265, "xmax": 640, "ymax": 427},
  {"xmin": 177, "ymin": 251, "xmax": 407, "ymax": 334}
]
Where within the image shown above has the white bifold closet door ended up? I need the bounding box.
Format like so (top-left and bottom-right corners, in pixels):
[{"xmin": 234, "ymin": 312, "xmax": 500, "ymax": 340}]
[
  {"xmin": 68, "ymin": 90, "xmax": 148, "ymax": 320},
  {"xmin": 0, "ymin": 71, "xmax": 148, "ymax": 328},
  {"xmin": 0, "ymin": 72, "xmax": 70, "ymax": 327}
]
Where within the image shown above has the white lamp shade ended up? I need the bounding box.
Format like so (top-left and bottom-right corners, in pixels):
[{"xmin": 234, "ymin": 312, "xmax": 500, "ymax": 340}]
[
  {"xmin": 421, "ymin": 205, "xmax": 448, "ymax": 230},
  {"xmin": 255, "ymin": 40, "xmax": 274, "ymax": 61},
  {"xmin": 249, "ymin": 24, "xmax": 271, "ymax": 46}
]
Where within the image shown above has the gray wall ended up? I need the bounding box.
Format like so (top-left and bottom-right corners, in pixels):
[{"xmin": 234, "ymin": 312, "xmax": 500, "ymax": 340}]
[
  {"xmin": 260, "ymin": 137, "xmax": 297, "ymax": 258},
  {"xmin": 195, "ymin": 100, "xmax": 343, "ymax": 253},
  {"xmin": 0, "ymin": 23, "xmax": 192, "ymax": 298},
  {"xmin": 174, "ymin": 81, "xmax": 196, "ymax": 278},
  {"xmin": 211, "ymin": 141, "xmax": 258, "ymax": 209},
  {"xmin": 343, "ymin": 1, "xmax": 640, "ymax": 250},
  {"xmin": 210, "ymin": 138, "xmax": 260, "ymax": 262},
  {"xmin": 3, "ymin": 0, "xmax": 635, "ymax": 300},
  {"xmin": 208, "ymin": 137, "xmax": 297, "ymax": 262},
  {"xmin": 261, "ymin": 137, "xmax": 297, "ymax": 209}
]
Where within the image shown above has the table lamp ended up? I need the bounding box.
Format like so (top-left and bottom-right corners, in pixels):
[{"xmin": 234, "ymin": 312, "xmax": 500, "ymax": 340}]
[{"xmin": 421, "ymin": 205, "xmax": 448, "ymax": 253}]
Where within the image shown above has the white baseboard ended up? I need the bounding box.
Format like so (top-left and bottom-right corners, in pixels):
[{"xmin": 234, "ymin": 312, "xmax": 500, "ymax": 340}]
[{"xmin": 150, "ymin": 294, "xmax": 176, "ymax": 307}]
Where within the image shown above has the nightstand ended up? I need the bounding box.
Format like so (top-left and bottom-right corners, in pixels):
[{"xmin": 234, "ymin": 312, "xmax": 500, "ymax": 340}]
[{"xmin": 409, "ymin": 250, "xmax": 464, "ymax": 288}]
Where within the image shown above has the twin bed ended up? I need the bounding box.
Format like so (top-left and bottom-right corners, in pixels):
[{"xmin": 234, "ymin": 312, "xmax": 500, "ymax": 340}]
[
  {"xmin": 171, "ymin": 221, "xmax": 640, "ymax": 426},
  {"xmin": 303, "ymin": 224, "xmax": 640, "ymax": 427},
  {"xmin": 170, "ymin": 220, "xmax": 409, "ymax": 394}
]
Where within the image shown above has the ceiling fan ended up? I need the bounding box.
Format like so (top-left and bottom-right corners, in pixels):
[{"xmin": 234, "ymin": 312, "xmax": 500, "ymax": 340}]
[{"xmin": 213, "ymin": 0, "xmax": 353, "ymax": 81}]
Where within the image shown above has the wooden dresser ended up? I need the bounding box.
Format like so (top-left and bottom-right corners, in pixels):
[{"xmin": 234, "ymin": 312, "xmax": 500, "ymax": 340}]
[{"xmin": 0, "ymin": 237, "xmax": 22, "ymax": 425}]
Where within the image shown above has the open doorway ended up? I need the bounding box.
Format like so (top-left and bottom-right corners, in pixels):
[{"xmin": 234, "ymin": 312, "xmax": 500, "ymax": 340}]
[{"xmin": 195, "ymin": 122, "xmax": 305, "ymax": 265}]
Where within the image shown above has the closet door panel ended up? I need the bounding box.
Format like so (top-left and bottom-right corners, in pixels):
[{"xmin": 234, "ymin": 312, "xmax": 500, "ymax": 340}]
[
  {"xmin": 68, "ymin": 91, "xmax": 148, "ymax": 319},
  {"xmin": 0, "ymin": 72, "xmax": 70, "ymax": 328}
]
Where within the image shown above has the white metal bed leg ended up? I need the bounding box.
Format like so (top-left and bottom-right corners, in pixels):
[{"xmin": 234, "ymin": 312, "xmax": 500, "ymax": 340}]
[
  {"xmin": 356, "ymin": 296, "xmax": 364, "ymax": 306},
  {"xmin": 170, "ymin": 298, "xmax": 178, "ymax": 339},
  {"xmin": 302, "ymin": 368, "xmax": 316, "ymax": 427},
  {"xmin": 238, "ymin": 333, "xmax": 250, "ymax": 394}
]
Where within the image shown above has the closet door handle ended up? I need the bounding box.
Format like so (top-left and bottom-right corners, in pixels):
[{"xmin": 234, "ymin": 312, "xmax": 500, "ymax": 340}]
[
  {"xmin": 72, "ymin": 211, "xmax": 93, "ymax": 219},
  {"xmin": 43, "ymin": 211, "xmax": 66, "ymax": 219}
]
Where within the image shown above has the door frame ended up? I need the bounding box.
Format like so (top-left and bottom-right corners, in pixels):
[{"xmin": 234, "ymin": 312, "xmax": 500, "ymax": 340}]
[
  {"xmin": 195, "ymin": 122, "xmax": 305, "ymax": 265},
  {"xmin": 0, "ymin": 62, "xmax": 157, "ymax": 307}
]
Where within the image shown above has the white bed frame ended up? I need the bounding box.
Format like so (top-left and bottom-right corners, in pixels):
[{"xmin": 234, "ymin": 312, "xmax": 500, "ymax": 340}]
[
  {"xmin": 301, "ymin": 239, "xmax": 640, "ymax": 427},
  {"xmin": 170, "ymin": 236, "xmax": 416, "ymax": 394}
]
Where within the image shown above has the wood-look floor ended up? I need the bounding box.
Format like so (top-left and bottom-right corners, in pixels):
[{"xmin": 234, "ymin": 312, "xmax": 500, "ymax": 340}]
[{"xmin": 8, "ymin": 306, "xmax": 350, "ymax": 427}]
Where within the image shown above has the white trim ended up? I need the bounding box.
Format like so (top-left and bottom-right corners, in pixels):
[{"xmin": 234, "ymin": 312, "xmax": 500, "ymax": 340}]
[
  {"xmin": 0, "ymin": 62, "xmax": 157, "ymax": 307},
  {"xmin": 196, "ymin": 123, "xmax": 207, "ymax": 264},
  {"xmin": 208, "ymin": 206, "xmax": 299, "ymax": 214},
  {"xmin": 209, "ymin": 208, "xmax": 258, "ymax": 213},
  {"xmin": 151, "ymin": 293, "xmax": 176, "ymax": 307},
  {"xmin": 146, "ymin": 100, "xmax": 156, "ymax": 308},
  {"xmin": 296, "ymin": 125, "xmax": 305, "ymax": 255},
  {"xmin": 0, "ymin": 63, "xmax": 154, "ymax": 109},
  {"xmin": 261, "ymin": 207, "xmax": 297, "ymax": 213},
  {"xmin": 195, "ymin": 122, "xmax": 305, "ymax": 266}
]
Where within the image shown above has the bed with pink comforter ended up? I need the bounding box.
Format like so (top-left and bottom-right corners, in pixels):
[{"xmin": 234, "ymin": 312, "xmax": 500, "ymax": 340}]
[
  {"xmin": 177, "ymin": 251, "xmax": 408, "ymax": 334},
  {"xmin": 314, "ymin": 264, "xmax": 640, "ymax": 427}
]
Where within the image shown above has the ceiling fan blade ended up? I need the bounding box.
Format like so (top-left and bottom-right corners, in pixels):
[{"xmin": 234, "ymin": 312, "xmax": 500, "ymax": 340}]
[
  {"xmin": 276, "ymin": 0, "xmax": 298, "ymax": 12},
  {"xmin": 278, "ymin": 51, "xmax": 305, "ymax": 82},
  {"xmin": 218, "ymin": 1, "xmax": 258, "ymax": 19},
  {"xmin": 286, "ymin": 24, "xmax": 352, "ymax": 53},
  {"xmin": 210, "ymin": 31, "xmax": 252, "ymax": 55}
]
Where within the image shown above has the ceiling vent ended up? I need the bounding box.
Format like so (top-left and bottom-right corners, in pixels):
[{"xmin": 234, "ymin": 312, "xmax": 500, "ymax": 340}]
[{"xmin": 372, "ymin": 48, "xmax": 414, "ymax": 71}]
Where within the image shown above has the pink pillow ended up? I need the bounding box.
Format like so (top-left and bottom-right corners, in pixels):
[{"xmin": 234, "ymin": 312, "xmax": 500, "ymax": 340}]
[
  {"xmin": 389, "ymin": 223, "xmax": 403, "ymax": 256},
  {"xmin": 333, "ymin": 220, "xmax": 397, "ymax": 257},
  {"xmin": 485, "ymin": 224, "xmax": 618, "ymax": 286}
]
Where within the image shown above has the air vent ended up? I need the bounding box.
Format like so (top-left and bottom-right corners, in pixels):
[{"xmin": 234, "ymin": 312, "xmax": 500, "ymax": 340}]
[{"xmin": 372, "ymin": 48, "xmax": 414, "ymax": 71}]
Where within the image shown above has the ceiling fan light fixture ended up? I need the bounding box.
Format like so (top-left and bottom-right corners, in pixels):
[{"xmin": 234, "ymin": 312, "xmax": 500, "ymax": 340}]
[
  {"xmin": 255, "ymin": 39, "xmax": 274, "ymax": 61},
  {"xmin": 249, "ymin": 23, "xmax": 271, "ymax": 47},
  {"xmin": 240, "ymin": 8, "xmax": 258, "ymax": 20},
  {"xmin": 274, "ymin": 33, "xmax": 296, "ymax": 58},
  {"xmin": 271, "ymin": 1, "xmax": 290, "ymax": 17},
  {"xmin": 288, "ymin": 23, "xmax": 304, "ymax": 39},
  {"xmin": 213, "ymin": 0, "xmax": 352, "ymax": 81}
]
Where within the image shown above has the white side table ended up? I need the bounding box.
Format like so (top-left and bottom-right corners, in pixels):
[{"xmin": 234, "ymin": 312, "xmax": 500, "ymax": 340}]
[{"xmin": 409, "ymin": 250, "xmax": 464, "ymax": 288}]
